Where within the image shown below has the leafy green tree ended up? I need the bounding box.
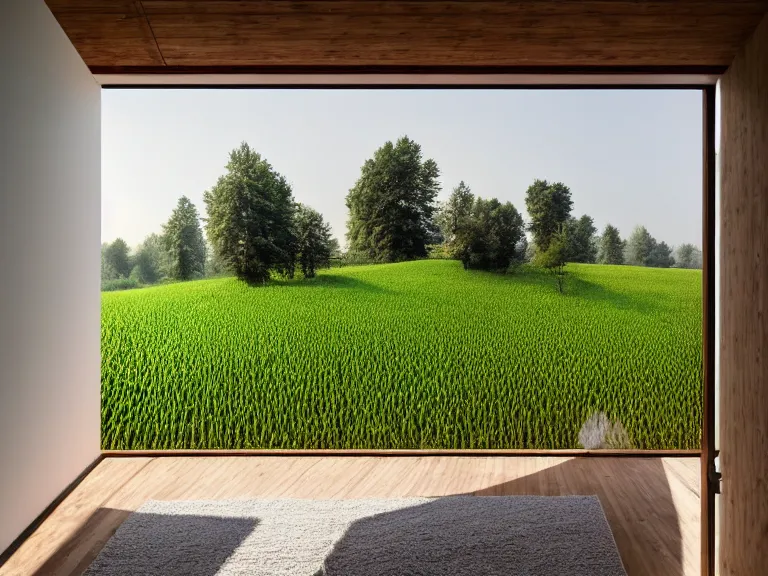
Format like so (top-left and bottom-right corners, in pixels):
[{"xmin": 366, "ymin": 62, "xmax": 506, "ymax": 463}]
[
  {"xmin": 648, "ymin": 240, "xmax": 674, "ymax": 268},
  {"xmin": 455, "ymin": 197, "xmax": 525, "ymax": 271},
  {"xmin": 204, "ymin": 143, "xmax": 296, "ymax": 285},
  {"xmin": 436, "ymin": 181, "xmax": 476, "ymax": 265},
  {"xmin": 103, "ymin": 238, "xmax": 132, "ymax": 279},
  {"xmin": 294, "ymin": 204, "xmax": 333, "ymax": 278},
  {"xmin": 346, "ymin": 136, "xmax": 440, "ymax": 262},
  {"xmin": 674, "ymin": 243, "xmax": 702, "ymax": 269},
  {"xmin": 162, "ymin": 196, "xmax": 206, "ymax": 281},
  {"xmin": 624, "ymin": 225, "xmax": 655, "ymax": 266},
  {"xmin": 132, "ymin": 233, "xmax": 167, "ymax": 285},
  {"xmin": 533, "ymin": 224, "xmax": 568, "ymax": 293},
  {"xmin": 598, "ymin": 224, "xmax": 625, "ymax": 265},
  {"xmin": 565, "ymin": 214, "xmax": 598, "ymax": 263},
  {"xmin": 436, "ymin": 181, "xmax": 475, "ymax": 245},
  {"xmin": 525, "ymin": 179, "xmax": 573, "ymax": 253}
]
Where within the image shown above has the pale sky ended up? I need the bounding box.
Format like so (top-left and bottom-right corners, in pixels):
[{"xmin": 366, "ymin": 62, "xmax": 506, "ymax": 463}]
[{"xmin": 102, "ymin": 89, "xmax": 703, "ymax": 249}]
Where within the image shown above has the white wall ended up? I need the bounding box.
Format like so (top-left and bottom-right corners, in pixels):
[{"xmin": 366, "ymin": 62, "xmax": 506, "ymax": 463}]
[{"xmin": 0, "ymin": 0, "xmax": 101, "ymax": 555}]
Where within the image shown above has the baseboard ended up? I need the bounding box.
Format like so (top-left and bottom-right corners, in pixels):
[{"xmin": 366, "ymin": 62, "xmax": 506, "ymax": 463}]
[{"xmin": 0, "ymin": 454, "xmax": 105, "ymax": 567}]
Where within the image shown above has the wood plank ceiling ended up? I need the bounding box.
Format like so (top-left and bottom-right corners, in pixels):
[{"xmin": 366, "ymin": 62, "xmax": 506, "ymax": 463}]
[{"xmin": 45, "ymin": 1, "xmax": 768, "ymax": 73}]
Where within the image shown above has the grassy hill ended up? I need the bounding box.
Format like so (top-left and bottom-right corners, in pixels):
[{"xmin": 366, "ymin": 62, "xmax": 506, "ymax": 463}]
[{"xmin": 101, "ymin": 259, "xmax": 702, "ymax": 450}]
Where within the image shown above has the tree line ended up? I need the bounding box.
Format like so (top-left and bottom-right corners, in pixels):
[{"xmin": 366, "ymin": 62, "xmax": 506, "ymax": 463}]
[
  {"xmin": 343, "ymin": 136, "xmax": 702, "ymax": 275},
  {"xmin": 102, "ymin": 143, "xmax": 339, "ymax": 289},
  {"xmin": 102, "ymin": 137, "xmax": 702, "ymax": 290}
]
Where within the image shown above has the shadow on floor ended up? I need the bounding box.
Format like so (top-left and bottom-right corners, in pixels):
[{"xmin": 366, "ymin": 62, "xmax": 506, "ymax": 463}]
[
  {"xmin": 465, "ymin": 457, "xmax": 685, "ymax": 575},
  {"xmin": 23, "ymin": 458, "xmax": 686, "ymax": 576},
  {"xmin": 30, "ymin": 509, "xmax": 258, "ymax": 576},
  {"xmin": 319, "ymin": 494, "xmax": 627, "ymax": 575},
  {"xmin": 320, "ymin": 458, "xmax": 685, "ymax": 576}
]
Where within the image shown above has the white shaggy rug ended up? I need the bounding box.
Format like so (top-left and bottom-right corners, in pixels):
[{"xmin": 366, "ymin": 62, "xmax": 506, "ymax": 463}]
[{"xmin": 85, "ymin": 496, "xmax": 627, "ymax": 575}]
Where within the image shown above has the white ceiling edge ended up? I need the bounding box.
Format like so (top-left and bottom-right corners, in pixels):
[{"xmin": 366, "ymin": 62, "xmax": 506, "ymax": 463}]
[{"xmin": 95, "ymin": 73, "xmax": 720, "ymax": 87}]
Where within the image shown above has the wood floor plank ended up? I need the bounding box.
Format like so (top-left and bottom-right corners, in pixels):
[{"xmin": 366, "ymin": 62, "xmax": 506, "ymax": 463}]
[
  {"xmin": 0, "ymin": 456, "xmax": 700, "ymax": 576},
  {"xmin": 0, "ymin": 457, "xmax": 153, "ymax": 576}
]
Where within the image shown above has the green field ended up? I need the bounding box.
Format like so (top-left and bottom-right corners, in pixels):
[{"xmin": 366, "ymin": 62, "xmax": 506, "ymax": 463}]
[{"xmin": 101, "ymin": 260, "xmax": 702, "ymax": 450}]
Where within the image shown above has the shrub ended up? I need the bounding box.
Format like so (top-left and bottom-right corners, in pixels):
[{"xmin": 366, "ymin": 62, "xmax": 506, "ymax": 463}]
[{"xmin": 102, "ymin": 277, "xmax": 141, "ymax": 292}]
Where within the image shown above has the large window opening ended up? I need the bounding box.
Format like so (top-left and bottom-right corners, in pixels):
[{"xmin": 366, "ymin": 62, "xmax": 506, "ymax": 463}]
[{"xmin": 101, "ymin": 88, "xmax": 705, "ymax": 452}]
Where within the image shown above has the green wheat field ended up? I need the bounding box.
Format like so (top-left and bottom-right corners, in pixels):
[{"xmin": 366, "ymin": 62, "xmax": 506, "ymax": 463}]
[{"xmin": 101, "ymin": 260, "xmax": 702, "ymax": 450}]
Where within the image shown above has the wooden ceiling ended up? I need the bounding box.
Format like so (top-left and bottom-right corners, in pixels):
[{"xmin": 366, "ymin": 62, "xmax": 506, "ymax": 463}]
[{"xmin": 45, "ymin": 1, "xmax": 768, "ymax": 73}]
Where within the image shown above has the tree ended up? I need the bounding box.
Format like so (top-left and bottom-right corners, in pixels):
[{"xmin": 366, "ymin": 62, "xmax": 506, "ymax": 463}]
[
  {"xmin": 204, "ymin": 142, "xmax": 296, "ymax": 285},
  {"xmin": 674, "ymin": 243, "xmax": 703, "ymax": 269},
  {"xmin": 436, "ymin": 181, "xmax": 474, "ymax": 245},
  {"xmin": 435, "ymin": 181, "xmax": 476, "ymax": 265},
  {"xmin": 162, "ymin": 196, "xmax": 206, "ymax": 281},
  {"xmin": 624, "ymin": 225, "xmax": 675, "ymax": 268},
  {"xmin": 132, "ymin": 233, "xmax": 167, "ymax": 285},
  {"xmin": 598, "ymin": 224, "xmax": 625, "ymax": 265},
  {"xmin": 450, "ymin": 196, "xmax": 525, "ymax": 272},
  {"xmin": 565, "ymin": 214, "xmax": 598, "ymax": 263},
  {"xmin": 533, "ymin": 224, "xmax": 568, "ymax": 293},
  {"xmin": 294, "ymin": 204, "xmax": 333, "ymax": 278},
  {"xmin": 101, "ymin": 242, "xmax": 120, "ymax": 283},
  {"xmin": 624, "ymin": 225, "xmax": 655, "ymax": 266},
  {"xmin": 647, "ymin": 240, "xmax": 674, "ymax": 268},
  {"xmin": 103, "ymin": 238, "xmax": 132, "ymax": 279},
  {"xmin": 346, "ymin": 136, "xmax": 440, "ymax": 262},
  {"xmin": 525, "ymin": 179, "xmax": 573, "ymax": 253}
]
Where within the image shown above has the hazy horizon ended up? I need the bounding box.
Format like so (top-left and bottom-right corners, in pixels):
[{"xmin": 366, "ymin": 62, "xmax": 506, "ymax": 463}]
[{"xmin": 102, "ymin": 89, "xmax": 703, "ymax": 250}]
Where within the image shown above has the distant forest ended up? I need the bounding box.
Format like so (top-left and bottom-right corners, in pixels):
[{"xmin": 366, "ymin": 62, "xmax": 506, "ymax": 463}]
[{"xmin": 102, "ymin": 137, "xmax": 703, "ymax": 291}]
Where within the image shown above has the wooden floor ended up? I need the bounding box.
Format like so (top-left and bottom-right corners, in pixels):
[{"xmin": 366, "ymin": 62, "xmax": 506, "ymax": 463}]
[{"xmin": 1, "ymin": 456, "xmax": 700, "ymax": 576}]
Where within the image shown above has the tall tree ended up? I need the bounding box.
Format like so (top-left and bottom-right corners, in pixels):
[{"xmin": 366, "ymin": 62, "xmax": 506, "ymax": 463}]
[
  {"xmin": 436, "ymin": 181, "xmax": 475, "ymax": 265},
  {"xmin": 103, "ymin": 238, "xmax": 132, "ymax": 279},
  {"xmin": 565, "ymin": 214, "xmax": 598, "ymax": 263},
  {"xmin": 294, "ymin": 204, "xmax": 333, "ymax": 278},
  {"xmin": 598, "ymin": 224, "xmax": 625, "ymax": 265},
  {"xmin": 162, "ymin": 196, "xmax": 206, "ymax": 281},
  {"xmin": 436, "ymin": 181, "xmax": 475, "ymax": 245},
  {"xmin": 674, "ymin": 243, "xmax": 703, "ymax": 269},
  {"xmin": 624, "ymin": 225, "xmax": 655, "ymax": 266},
  {"xmin": 346, "ymin": 136, "xmax": 440, "ymax": 262},
  {"xmin": 204, "ymin": 143, "xmax": 296, "ymax": 284},
  {"xmin": 525, "ymin": 179, "xmax": 573, "ymax": 253}
]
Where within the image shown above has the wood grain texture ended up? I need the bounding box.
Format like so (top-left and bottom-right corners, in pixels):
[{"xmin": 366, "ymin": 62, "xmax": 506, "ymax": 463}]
[
  {"xmin": 45, "ymin": 1, "xmax": 163, "ymax": 66},
  {"xmin": 0, "ymin": 456, "xmax": 701, "ymax": 576},
  {"xmin": 719, "ymin": 11, "xmax": 768, "ymax": 576},
  {"xmin": 44, "ymin": 0, "xmax": 768, "ymax": 70}
]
